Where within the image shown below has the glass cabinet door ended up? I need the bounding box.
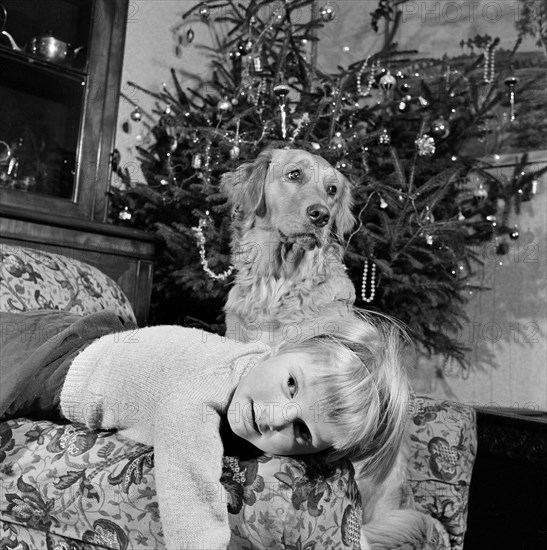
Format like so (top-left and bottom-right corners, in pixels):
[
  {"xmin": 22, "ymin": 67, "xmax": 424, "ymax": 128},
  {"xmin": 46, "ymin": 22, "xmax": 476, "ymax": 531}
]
[
  {"xmin": 0, "ymin": 0, "xmax": 127, "ymax": 223},
  {"xmin": 0, "ymin": 0, "xmax": 93, "ymax": 199}
]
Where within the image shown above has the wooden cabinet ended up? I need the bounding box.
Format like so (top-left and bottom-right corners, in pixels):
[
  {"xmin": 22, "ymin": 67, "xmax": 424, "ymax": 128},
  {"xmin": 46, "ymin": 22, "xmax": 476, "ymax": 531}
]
[{"xmin": 0, "ymin": 0, "xmax": 155, "ymax": 324}]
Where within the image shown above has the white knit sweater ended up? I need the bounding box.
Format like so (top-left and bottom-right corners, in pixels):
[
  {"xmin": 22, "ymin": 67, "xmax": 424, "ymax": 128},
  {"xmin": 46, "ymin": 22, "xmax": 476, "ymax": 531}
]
[{"xmin": 60, "ymin": 325, "xmax": 269, "ymax": 550}]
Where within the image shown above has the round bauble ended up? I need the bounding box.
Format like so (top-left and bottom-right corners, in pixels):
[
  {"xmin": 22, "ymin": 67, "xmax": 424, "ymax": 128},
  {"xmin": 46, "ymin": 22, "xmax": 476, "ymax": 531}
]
[
  {"xmin": 217, "ymin": 98, "xmax": 232, "ymax": 112},
  {"xmin": 130, "ymin": 107, "xmax": 142, "ymax": 122},
  {"xmin": 330, "ymin": 132, "xmax": 346, "ymax": 150},
  {"xmin": 319, "ymin": 4, "xmax": 336, "ymax": 21},
  {"xmin": 199, "ymin": 3, "xmax": 210, "ymax": 21},
  {"xmin": 379, "ymin": 73, "xmax": 396, "ymax": 91},
  {"xmin": 430, "ymin": 117, "xmax": 450, "ymax": 138},
  {"xmin": 230, "ymin": 146, "xmax": 241, "ymax": 160}
]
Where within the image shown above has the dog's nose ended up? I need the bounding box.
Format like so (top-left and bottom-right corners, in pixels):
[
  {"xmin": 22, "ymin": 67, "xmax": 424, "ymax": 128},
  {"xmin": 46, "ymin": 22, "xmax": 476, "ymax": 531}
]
[{"xmin": 306, "ymin": 204, "xmax": 330, "ymax": 227}]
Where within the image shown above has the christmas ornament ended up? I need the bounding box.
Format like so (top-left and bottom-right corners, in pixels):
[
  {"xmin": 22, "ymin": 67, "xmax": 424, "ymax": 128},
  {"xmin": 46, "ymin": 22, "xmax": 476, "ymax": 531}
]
[
  {"xmin": 130, "ymin": 107, "xmax": 142, "ymax": 121},
  {"xmin": 473, "ymin": 185, "xmax": 488, "ymax": 200},
  {"xmin": 330, "ymin": 132, "xmax": 346, "ymax": 150},
  {"xmin": 217, "ymin": 97, "xmax": 232, "ymax": 112},
  {"xmin": 273, "ymin": 82, "xmax": 290, "ymax": 139},
  {"xmin": 379, "ymin": 72, "xmax": 396, "ymax": 91},
  {"xmin": 361, "ymin": 259, "xmax": 377, "ymax": 303},
  {"xmin": 319, "ymin": 4, "xmax": 336, "ymax": 21},
  {"xmin": 504, "ymin": 76, "xmax": 518, "ymax": 122},
  {"xmin": 430, "ymin": 117, "xmax": 450, "ymax": 138},
  {"xmin": 379, "ymin": 129, "xmax": 391, "ymax": 145},
  {"xmin": 192, "ymin": 216, "xmax": 234, "ymax": 281},
  {"xmin": 425, "ymin": 234, "xmax": 434, "ymax": 245},
  {"xmin": 400, "ymin": 82, "xmax": 411, "ymax": 93},
  {"xmin": 230, "ymin": 145, "xmax": 241, "ymax": 160},
  {"xmin": 160, "ymin": 178, "xmax": 169, "ymax": 186},
  {"xmin": 250, "ymin": 54, "xmax": 264, "ymax": 74},
  {"xmin": 418, "ymin": 96, "xmax": 429, "ymax": 107},
  {"xmin": 415, "ymin": 134, "xmax": 435, "ymax": 156},
  {"xmin": 237, "ymin": 40, "xmax": 249, "ymax": 55},
  {"xmin": 380, "ymin": 198, "xmax": 388, "ymax": 209},
  {"xmin": 457, "ymin": 209, "xmax": 465, "ymax": 221},
  {"xmin": 198, "ymin": 3, "xmax": 210, "ymax": 21},
  {"xmin": 509, "ymin": 226, "xmax": 519, "ymax": 240},
  {"xmin": 192, "ymin": 153, "xmax": 202, "ymax": 169},
  {"xmin": 118, "ymin": 206, "xmax": 132, "ymax": 221}
]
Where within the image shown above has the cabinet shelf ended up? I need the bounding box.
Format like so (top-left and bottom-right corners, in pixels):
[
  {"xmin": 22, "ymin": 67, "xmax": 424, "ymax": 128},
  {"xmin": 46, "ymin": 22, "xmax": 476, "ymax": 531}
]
[{"xmin": 0, "ymin": 44, "xmax": 88, "ymax": 83}]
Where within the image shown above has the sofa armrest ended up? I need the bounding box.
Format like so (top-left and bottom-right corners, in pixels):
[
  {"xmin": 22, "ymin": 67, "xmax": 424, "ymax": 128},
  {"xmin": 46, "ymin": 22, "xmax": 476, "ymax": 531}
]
[
  {"xmin": 0, "ymin": 244, "xmax": 136, "ymax": 322},
  {"xmin": 406, "ymin": 396, "xmax": 477, "ymax": 550}
]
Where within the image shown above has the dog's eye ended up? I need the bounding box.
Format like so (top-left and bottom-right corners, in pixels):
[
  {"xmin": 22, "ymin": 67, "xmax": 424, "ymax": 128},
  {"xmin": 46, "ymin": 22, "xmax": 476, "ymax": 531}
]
[
  {"xmin": 327, "ymin": 185, "xmax": 337, "ymax": 196},
  {"xmin": 286, "ymin": 169, "xmax": 301, "ymax": 181}
]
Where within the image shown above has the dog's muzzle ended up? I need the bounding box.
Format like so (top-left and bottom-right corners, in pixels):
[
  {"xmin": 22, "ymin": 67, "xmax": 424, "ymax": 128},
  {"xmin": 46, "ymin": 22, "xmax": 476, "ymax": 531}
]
[{"xmin": 279, "ymin": 230, "xmax": 323, "ymax": 250}]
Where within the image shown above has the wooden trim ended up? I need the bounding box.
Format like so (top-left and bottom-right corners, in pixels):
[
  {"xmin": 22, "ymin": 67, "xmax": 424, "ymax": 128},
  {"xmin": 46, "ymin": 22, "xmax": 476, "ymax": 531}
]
[
  {"xmin": 91, "ymin": 0, "xmax": 130, "ymax": 223},
  {"xmin": 0, "ymin": 204, "xmax": 155, "ymax": 243},
  {"xmin": 0, "ymin": 217, "xmax": 154, "ymax": 260}
]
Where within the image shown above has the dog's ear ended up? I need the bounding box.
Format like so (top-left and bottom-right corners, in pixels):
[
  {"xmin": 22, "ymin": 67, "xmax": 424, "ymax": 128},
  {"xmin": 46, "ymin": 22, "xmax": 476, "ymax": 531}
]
[
  {"xmin": 221, "ymin": 150, "xmax": 272, "ymax": 217},
  {"xmin": 333, "ymin": 171, "xmax": 355, "ymax": 240}
]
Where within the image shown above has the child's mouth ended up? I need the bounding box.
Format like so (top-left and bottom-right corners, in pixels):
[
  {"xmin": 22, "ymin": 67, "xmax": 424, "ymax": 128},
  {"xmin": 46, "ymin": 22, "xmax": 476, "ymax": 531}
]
[{"xmin": 251, "ymin": 402, "xmax": 260, "ymax": 434}]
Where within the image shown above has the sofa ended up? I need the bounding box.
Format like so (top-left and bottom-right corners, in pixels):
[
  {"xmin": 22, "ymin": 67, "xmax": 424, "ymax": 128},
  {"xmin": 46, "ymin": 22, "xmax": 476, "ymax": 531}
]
[{"xmin": 0, "ymin": 244, "xmax": 477, "ymax": 549}]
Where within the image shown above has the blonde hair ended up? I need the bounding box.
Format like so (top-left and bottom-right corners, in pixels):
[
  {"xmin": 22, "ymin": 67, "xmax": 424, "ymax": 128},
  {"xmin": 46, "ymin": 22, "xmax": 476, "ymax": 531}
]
[{"xmin": 275, "ymin": 309, "xmax": 413, "ymax": 483}]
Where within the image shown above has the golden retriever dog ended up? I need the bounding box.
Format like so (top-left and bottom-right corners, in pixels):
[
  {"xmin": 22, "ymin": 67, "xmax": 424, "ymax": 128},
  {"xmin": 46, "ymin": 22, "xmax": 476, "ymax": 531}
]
[
  {"xmin": 222, "ymin": 148, "xmax": 431, "ymax": 549},
  {"xmin": 222, "ymin": 148, "xmax": 356, "ymax": 346}
]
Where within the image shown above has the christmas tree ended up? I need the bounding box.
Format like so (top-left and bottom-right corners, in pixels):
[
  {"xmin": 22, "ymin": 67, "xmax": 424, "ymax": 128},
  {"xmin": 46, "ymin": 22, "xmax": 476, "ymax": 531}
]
[{"xmin": 110, "ymin": 0, "xmax": 546, "ymax": 377}]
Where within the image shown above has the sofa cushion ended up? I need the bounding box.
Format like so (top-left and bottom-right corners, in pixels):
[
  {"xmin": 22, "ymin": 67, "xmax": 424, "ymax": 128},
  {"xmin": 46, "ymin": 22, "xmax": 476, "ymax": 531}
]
[
  {"xmin": 0, "ymin": 244, "xmax": 136, "ymax": 322},
  {"xmin": 0, "ymin": 418, "xmax": 362, "ymax": 549}
]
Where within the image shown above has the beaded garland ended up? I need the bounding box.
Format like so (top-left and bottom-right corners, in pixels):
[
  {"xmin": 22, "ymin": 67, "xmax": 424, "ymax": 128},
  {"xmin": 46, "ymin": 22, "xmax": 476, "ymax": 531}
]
[{"xmin": 361, "ymin": 259, "xmax": 376, "ymax": 302}]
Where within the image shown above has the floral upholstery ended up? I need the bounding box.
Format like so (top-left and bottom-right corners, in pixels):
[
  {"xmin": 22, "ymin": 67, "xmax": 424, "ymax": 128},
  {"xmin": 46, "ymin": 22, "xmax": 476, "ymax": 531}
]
[
  {"xmin": 0, "ymin": 245, "xmax": 477, "ymax": 549},
  {"xmin": 407, "ymin": 397, "xmax": 476, "ymax": 550},
  {"xmin": 0, "ymin": 244, "xmax": 136, "ymax": 323},
  {"xmin": 0, "ymin": 418, "xmax": 361, "ymax": 550}
]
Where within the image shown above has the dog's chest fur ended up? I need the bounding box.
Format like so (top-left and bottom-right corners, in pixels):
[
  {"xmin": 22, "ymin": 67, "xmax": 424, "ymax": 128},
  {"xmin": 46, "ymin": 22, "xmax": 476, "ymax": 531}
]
[{"xmin": 225, "ymin": 230, "xmax": 355, "ymax": 331}]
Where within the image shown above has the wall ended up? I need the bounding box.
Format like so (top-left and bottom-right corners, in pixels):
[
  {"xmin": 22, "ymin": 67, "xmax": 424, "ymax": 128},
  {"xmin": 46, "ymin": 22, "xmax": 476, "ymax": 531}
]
[
  {"xmin": 116, "ymin": 0, "xmax": 547, "ymax": 409},
  {"xmin": 115, "ymin": 0, "xmax": 212, "ymax": 183}
]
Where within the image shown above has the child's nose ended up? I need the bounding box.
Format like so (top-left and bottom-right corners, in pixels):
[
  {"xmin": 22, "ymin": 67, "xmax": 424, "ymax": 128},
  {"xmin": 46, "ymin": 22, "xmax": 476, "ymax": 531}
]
[{"xmin": 259, "ymin": 404, "xmax": 299, "ymax": 432}]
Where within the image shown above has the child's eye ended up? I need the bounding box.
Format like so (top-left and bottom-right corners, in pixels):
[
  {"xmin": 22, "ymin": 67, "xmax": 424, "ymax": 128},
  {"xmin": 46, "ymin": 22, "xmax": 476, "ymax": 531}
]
[{"xmin": 287, "ymin": 376, "xmax": 297, "ymax": 397}]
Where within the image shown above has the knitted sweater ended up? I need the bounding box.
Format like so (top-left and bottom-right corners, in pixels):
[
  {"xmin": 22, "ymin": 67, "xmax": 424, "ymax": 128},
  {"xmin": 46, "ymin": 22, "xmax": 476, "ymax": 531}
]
[{"xmin": 60, "ymin": 325, "xmax": 269, "ymax": 550}]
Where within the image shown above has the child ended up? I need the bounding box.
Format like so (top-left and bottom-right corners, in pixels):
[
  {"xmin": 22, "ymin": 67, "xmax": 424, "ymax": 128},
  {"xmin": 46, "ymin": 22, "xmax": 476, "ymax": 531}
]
[{"xmin": 0, "ymin": 308, "xmax": 412, "ymax": 550}]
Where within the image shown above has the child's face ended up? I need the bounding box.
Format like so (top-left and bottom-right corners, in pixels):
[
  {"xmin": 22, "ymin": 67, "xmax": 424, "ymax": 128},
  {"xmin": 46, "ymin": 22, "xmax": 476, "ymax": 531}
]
[{"xmin": 227, "ymin": 351, "xmax": 337, "ymax": 456}]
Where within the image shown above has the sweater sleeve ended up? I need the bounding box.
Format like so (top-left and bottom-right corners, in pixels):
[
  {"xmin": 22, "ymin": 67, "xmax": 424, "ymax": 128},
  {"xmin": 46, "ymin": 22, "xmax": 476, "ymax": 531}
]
[
  {"xmin": 154, "ymin": 392, "xmax": 230, "ymax": 550},
  {"xmin": 60, "ymin": 325, "xmax": 267, "ymax": 440}
]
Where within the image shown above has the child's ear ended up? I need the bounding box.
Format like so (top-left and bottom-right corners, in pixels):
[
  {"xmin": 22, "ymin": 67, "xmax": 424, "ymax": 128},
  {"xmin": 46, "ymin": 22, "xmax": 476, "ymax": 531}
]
[{"xmin": 221, "ymin": 149, "xmax": 272, "ymax": 218}]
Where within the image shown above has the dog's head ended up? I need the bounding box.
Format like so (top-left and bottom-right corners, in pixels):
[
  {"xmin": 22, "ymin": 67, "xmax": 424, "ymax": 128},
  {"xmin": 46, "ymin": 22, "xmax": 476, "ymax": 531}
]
[{"xmin": 221, "ymin": 148, "xmax": 354, "ymax": 250}]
